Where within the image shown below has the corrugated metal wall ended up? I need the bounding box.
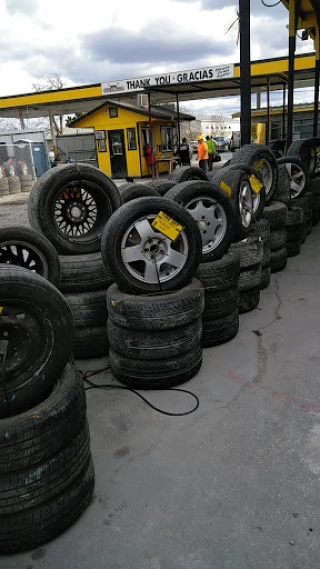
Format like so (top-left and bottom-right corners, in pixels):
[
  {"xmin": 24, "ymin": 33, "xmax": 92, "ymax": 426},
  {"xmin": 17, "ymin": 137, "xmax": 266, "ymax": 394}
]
[{"xmin": 56, "ymin": 134, "xmax": 97, "ymax": 167}]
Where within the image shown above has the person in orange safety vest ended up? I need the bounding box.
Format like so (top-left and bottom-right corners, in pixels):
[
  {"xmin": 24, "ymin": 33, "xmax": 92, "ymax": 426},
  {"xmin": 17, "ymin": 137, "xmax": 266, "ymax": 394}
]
[{"xmin": 196, "ymin": 135, "xmax": 209, "ymax": 174}]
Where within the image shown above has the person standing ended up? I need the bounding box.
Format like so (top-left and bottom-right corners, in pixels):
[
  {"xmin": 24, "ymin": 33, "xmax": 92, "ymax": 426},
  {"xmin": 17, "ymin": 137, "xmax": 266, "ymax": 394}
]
[
  {"xmin": 175, "ymin": 137, "xmax": 192, "ymax": 166},
  {"xmin": 197, "ymin": 135, "xmax": 209, "ymax": 173},
  {"xmin": 206, "ymin": 136, "xmax": 217, "ymax": 171}
]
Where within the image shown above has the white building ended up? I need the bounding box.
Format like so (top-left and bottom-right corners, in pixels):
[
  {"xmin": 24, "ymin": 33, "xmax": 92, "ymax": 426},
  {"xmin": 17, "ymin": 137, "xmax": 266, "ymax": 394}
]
[{"xmin": 198, "ymin": 115, "xmax": 240, "ymax": 138}]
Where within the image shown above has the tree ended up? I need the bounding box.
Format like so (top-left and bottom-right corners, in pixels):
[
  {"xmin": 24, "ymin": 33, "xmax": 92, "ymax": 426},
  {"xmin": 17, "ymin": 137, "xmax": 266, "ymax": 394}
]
[
  {"xmin": 65, "ymin": 113, "xmax": 84, "ymax": 127},
  {"xmin": 32, "ymin": 73, "xmax": 67, "ymax": 135}
]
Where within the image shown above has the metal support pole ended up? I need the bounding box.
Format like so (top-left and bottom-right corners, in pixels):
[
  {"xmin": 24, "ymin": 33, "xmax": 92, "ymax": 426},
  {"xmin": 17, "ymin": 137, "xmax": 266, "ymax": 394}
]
[
  {"xmin": 147, "ymin": 90, "xmax": 155, "ymax": 179},
  {"xmin": 176, "ymin": 92, "xmax": 181, "ymax": 151},
  {"xmin": 287, "ymin": 0, "xmax": 297, "ymax": 148},
  {"xmin": 266, "ymin": 77, "xmax": 271, "ymax": 144},
  {"xmin": 239, "ymin": 0, "xmax": 251, "ymax": 146},
  {"xmin": 256, "ymin": 89, "xmax": 261, "ymax": 110},
  {"xmin": 282, "ymin": 83, "xmax": 286, "ymax": 140},
  {"xmin": 48, "ymin": 111, "xmax": 57, "ymax": 155},
  {"xmin": 19, "ymin": 110, "xmax": 25, "ymax": 131},
  {"xmin": 313, "ymin": 27, "xmax": 320, "ymax": 137}
]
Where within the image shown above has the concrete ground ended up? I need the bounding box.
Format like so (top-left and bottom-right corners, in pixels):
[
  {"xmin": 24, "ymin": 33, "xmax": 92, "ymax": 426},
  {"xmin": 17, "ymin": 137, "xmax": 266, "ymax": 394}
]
[{"xmin": 3, "ymin": 160, "xmax": 320, "ymax": 568}]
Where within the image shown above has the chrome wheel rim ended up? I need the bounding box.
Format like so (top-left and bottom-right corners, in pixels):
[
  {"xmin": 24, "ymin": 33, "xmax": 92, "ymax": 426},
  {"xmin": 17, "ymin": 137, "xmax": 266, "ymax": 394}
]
[
  {"xmin": 0, "ymin": 240, "xmax": 48, "ymax": 278},
  {"xmin": 239, "ymin": 181, "xmax": 253, "ymax": 228},
  {"xmin": 285, "ymin": 162, "xmax": 306, "ymax": 198},
  {"xmin": 184, "ymin": 195, "xmax": 227, "ymax": 253},
  {"xmin": 254, "ymin": 159, "xmax": 272, "ymax": 196},
  {"xmin": 121, "ymin": 215, "xmax": 189, "ymax": 284},
  {"xmin": 252, "ymin": 192, "xmax": 260, "ymax": 216}
]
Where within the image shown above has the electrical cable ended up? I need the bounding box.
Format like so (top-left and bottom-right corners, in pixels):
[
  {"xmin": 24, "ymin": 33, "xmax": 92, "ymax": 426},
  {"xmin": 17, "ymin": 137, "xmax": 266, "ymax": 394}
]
[{"xmin": 261, "ymin": 0, "xmax": 281, "ymax": 7}]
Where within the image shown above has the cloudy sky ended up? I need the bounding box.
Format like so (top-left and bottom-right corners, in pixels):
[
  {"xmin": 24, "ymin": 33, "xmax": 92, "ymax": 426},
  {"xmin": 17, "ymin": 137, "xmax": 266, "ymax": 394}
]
[{"xmin": 0, "ymin": 0, "xmax": 315, "ymax": 117}]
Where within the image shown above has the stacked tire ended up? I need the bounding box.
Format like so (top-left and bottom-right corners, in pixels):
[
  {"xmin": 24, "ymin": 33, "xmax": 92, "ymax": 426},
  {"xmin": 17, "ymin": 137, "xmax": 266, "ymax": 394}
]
[
  {"xmin": 262, "ymin": 201, "xmax": 288, "ymax": 273},
  {"xmin": 286, "ymin": 207, "xmax": 303, "ymax": 257},
  {"xmin": 19, "ymin": 174, "xmax": 33, "ymax": 193},
  {"xmin": 231, "ymin": 235, "xmax": 263, "ymax": 313},
  {"xmin": 290, "ymin": 195, "xmax": 308, "ymax": 244},
  {"xmin": 304, "ymin": 192, "xmax": 313, "ymax": 236},
  {"xmin": 8, "ymin": 175, "xmax": 21, "ymax": 195},
  {"xmin": 197, "ymin": 251, "xmax": 240, "ymax": 346},
  {"xmin": 0, "ymin": 177, "xmax": 9, "ymax": 196},
  {"xmin": 249, "ymin": 219, "xmax": 271, "ymax": 290},
  {"xmin": 310, "ymin": 179, "xmax": 320, "ymax": 225}
]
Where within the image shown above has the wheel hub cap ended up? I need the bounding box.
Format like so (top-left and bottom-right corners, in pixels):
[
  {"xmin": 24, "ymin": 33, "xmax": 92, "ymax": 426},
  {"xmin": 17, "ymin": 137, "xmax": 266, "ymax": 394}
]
[
  {"xmin": 143, "ymin": 238, "xmax": 167, "ymax": 262},
  {"xmin": 67, "ymin": 202, "xmax": 87, "ymax": 223},
  {"xmin": 185, "ymin": 196, "xmax": 227, "ymax": 253}
]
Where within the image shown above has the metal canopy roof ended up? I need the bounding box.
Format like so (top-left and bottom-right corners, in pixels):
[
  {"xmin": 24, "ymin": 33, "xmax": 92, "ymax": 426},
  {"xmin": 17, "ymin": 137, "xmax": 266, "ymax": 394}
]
[
  {"xmin": 0, "ymin": 53, "xmax": 316, "ymax": 120},
  {"xmin": 281, "ymin": 0, "xmax": 320, "ymax": 38}
]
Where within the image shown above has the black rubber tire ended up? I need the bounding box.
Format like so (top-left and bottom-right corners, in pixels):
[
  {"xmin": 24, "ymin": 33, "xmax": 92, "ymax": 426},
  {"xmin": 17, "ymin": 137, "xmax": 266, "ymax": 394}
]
[
  {"xmin": 286, "ymin": 225, "xmax": 302, "ymax": 242},
  {"xmin": 0, "ymin": 267, "xmax": 74, "ymax": 418},
  {"xmin": 277, "ymin": 157, "xmax": 309, "ymax": 199},
  {"xmin": 119, "ymin": 183, "xmax": 160, "ymax": 203},
  {"xmin": 260, "ymin": 266, "xmax": 271, "ymax": 290},
  {"xmin": 270, "ymin": 247, "xmax": 287, "ymax": 273},
  {"xmin": 0, "ymin": 422, "xmax": 90, "ymax": 514},
  {"xmin": 287, "ymin": 240, "xmax": 301, "ymax": 257},
  {"xmin": 64, "ymin": 288, "xmax": 108, "ymax": 328},
  {"xmin": 231, "ymin": 235, "xmax": 263, "ymax": 269},
  {"xmin": 168, "ymin": 166, "xmax": 209, "ymax": 182},
  {"xmin": 107, "ymin": 279, "xmax": 204, "ymax": 330},
  {"xmin": 110, "ymin": 346, "xmax": 202, "ymax": 389},
  {"xmin": 0, "ymin": 226, "xmax": 60, "ymax": 286},
  {"xmin": 214, "ymin": 163, "xmax": 266, "ymax": 220},
  {"xmin": 59, "ymin": 252, "xmax": 114, "ymax": 292},
  {"xmin": 28, "ymin": 163, "xmax": 122, "ymax": 255},
  {"xmin": 249, "ymin": 218, "xmax": 270, "ymax": 244},
  {"xmin": 274, "ymin": 163, "xmax": 291, "ymax": 206},
  {"xmin": 108, "ymin": 318, "xmax": 202, "ymax": 360},
  {"xmin": 238, "ymin": 288, "xmax": 260, "ymax": 314},
  {"xmin": 202, "ymin": 310, "xmax": 239, "ymax": 347},
  {"xmin": 197, "ymin": 250, "xmax": 240, "ymax": 292},
  {"xmin": 229, "ymin": 143, "xmax": 278, "ymax": 202},
  {"xmin": 74, "ymin": 326, "xmax": 109, "ymax": 359},
  {"xmin": 0, "ymin": 457, "xmax": 94, "ymax": 554},
  {"xmin": 203, "ymin": 286, "xmax": 239, "ymax": 320},
  {"xmin": 286, "ymin": 207, "xmax": 304, "ymax": 226},
  {"xmin": 208, "ymin": 167, "xmax": 252, "ymax": 241},
  {"xmin": 165, "ymin": 180, "xmax": 235, "ymax": 262},
  {"xmin": 270, "ymin": 228, "xmax": 287, "ymax": 252},
  {"xmin": 262, "ymin": 245, "xmax": 271, "ymax": 268},
  {"xmin": 0, "ymin": 363, "xmax": 86, "ymax": 474},
  {"xmin": 306, "ymin": 219, "xmax": 313, "ymax": 236},
  {"xmin": 239, "ymin": 265, "xmax": 262, "ymax": 292},
  {"xmin": 262, "ymin": 201, "xmax": 288, "ymax": 229},
  {"xmin": 301, "ymin": 224, "xmax": 307, "ymax": 244},
  {"xmin": 312, "ymin": 210, "xmax": 320, "ymax": 226},
  {"xmin": 146, "ymin": 180, "xmax": 177, "ymax": 196},
  {"xmin": 287, "ymin": 139, "xmax": 315, "ymax": 176},
  {"xmin": 101, "ymin": 197, "xmax": 202, "ymax": 294},
  {"xmin": 309, "ymin": 178, "xmax": 320, "ymax": 196}
]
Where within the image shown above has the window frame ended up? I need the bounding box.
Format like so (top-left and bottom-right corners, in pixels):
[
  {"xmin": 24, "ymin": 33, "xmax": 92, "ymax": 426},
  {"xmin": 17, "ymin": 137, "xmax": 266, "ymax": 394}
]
[
  {"xmin": 109, "ymin": 107, "xmax": 118, "ymax": 118},
  {"xmin": 127, "ymin": 128, "xmax": 137, "ymax": 151},
  {"xmin": 160, "ymin": 126, "xmax": 173, "ymax": 152}
]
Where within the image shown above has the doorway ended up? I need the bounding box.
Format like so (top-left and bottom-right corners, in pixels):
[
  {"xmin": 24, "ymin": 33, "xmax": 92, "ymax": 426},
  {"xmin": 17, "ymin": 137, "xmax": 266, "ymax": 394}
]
[{"xmin": 108, "ymin": 130, "xmax": 127, "ymax": 178}]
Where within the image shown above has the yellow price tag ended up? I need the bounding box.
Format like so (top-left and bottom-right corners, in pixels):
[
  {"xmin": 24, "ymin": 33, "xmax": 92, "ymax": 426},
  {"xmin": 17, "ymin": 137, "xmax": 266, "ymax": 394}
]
[
  {"xmin": 152, "ymin": 211, "xmax": 184, "ymax": 241},
  {"xmin": 0, "ymin": 307, "xmax": 3, "ymax": 314},
  {"xmin": 253, "ymin": 159, "xmax": 264, "ymax": 170},
  {"xmin": 249, "ymin": 174, "xmax": 263, "ymax": 194},
  {"xmin": 220, "ymin": 181, "xmax": 232, "ymax": 196},
  {"xmin": 316, "ymin": 146, "xmax": 320, "ymax": 153}
]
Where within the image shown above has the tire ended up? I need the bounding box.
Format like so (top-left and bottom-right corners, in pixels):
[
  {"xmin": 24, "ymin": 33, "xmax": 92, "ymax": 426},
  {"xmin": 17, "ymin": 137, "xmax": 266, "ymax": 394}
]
[
  {"xmin": 262, "ymin": 244, "xmax": 271, "ymax": 268},
  {"xmin": 107, "ymin": 279, "xmax": 204, "ymax": 330},
  {"xmin": 239, "ymin": 265, "xmax": 262, "ymax": 291},
  {"xmin": 110, "ymin": 346, "xmax": 202, "ymax": 389},
  {"xmin": 74, "ymin": 326, "xmax": 109, "ymax": 359},
  {"xmin": 208, "ymin": 167, "xmax": 253, "ymax": 241},
  {"xmin": 231, "ymin": 235, "xmax": 263, "ymax": 269},
  {"xmin": 273, "ymin": 163, "xmax": 291, "ymax": 206},
  {"xmin": 119, "ymin": 183, "xmax": 160, "ymax": 203},
  {"xmin": 0, "ymin": 456, "xmax": 94, "ymax": 554},
  {"xmin": 0, "ymin": 179, "xmax": 9, "ymax": 196},
  {"xmin": 277, "ymin": 157, "xmax": 309, "ymax": 199},
  {"xmin": 0, "ymin": 363, "xmax": 86, "ymax": 474},
  {"xmin": 59, "ymin": 252, "xmax": 113, "ymax": 292},
  {"xmin": 262, "ymin": 201, "xmax": 288, "ymax": 229},
  {"xmin": 249, "ymin": 218, "xmax": 270, "ymax": 244},
  {"xmin": 286, "ymin": 207, "xmax": 303, "ymax": 226},
  {"xmin": 0, "ymin": 266, "xmax": 74, "ymax": 418},
  {"xmin": 260, "ymin": 266, "xmax": 271, "ymax": 290},
  {"xmin": 168, "ymin": 166, "xmax": 209, "ymax": 182},
  {"xmin": 15, "ymin": 163, "xmax": 29, "ymax": 176},
  {"xmin": 101, "ymin": 197, "xmax": 202, "ymax": 294},
  {"xmin": 8, "ymin": 177, "xmax": 21, "ymax": 194},
  {"xmin": 229, "ymin": 143, "xmax": 278, "ymax": 202},
  {"xmin": 108, "ymin": 318, "xmax": 202, "ymax": 360},
  {"xmin": 301, "ymin": 224, "xmax": 307, "ymax": 244},
  {"xmin": 203, "ymin": 286, "xmax": 239, "ymax": 320},
  {"xmin": 306, "ymin": 219, "xmax": 313, "ymax": 236},
  {"xmin": 270, "ymin": 228, "xmax": 287, "ymax": 252},
  {"xmin": 165, "ymin": 180, "xmax": 235, "ymax": 262},
  {"xmin": 312, "ymin": 210, "xmax": 320, "ymax": 226},
  {"xmin": 238, "ymin": 288, "xmax": 260, "ymax": 314},
  {"xmin": 197, "ymin": 250, "xmax": 240, "ymax": 291},
  {"xmin": 270, "ymin": 247, "xmax": 287, "ymax": 273},
  {"xmin": 19, "ymin": 174, "xmax": 33, "ymax": 182},
  {"xmin": 286, "ymin": 225, "xmax": 302, "ymax": 242},
  {"xmin": 221, "ymin": 164, "xmax": 267, "ymax": 220},
  {"xmin": 28, "ymin": 163, "xmax": 122, "ymax": 255},
  {"xmin": 146, "ymin": 180, "xmax": 177, "ymax": 196},
  {"xmin": 287, "ymin": 241, "xmax": 301, "ymax": 257},
  {"xmin": 0, "ymin": 226, "xmax": 60, "ymax": 286},
  {"xmin": 202, "ymin": 310, "xmax": 239, "ymax": 347},
  {"xmin": 0, "ymin": 422, "xmax": 90, "ymax": 514},
  {"xmin": 287, "ymin": 139, "xmax": 316, "ymax": 176},
  {"xmin": 64, "ymin": 288, "xmax": 108, "ymax": 328}
]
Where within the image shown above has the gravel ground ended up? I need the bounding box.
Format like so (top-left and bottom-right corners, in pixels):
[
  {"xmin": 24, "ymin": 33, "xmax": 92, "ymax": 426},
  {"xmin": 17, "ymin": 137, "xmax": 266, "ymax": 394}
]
[{"xmin": 0, "ymin": 193, "xmax": 30, "ymax": 228}]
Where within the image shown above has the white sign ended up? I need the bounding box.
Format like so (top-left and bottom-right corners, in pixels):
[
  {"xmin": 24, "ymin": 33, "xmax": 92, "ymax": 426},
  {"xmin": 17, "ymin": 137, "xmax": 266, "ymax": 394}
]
[{"xmin": 101, "ymin": 64, "xmax": 234, "ymax": 94}]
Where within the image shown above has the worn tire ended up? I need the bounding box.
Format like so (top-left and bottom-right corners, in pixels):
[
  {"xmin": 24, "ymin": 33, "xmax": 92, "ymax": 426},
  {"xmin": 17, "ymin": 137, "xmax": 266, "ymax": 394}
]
[
  {"xmin": 260, "ymin": 266, "xmax": 271, "ymax": 290},
  {"xmin": 119, "ymin": 183, "xmax": 160, "ymax": 203},
  {"xmin": 270, "ymin": 247, "xmax": 287, "ymax": 273},
  {"xmin": 146, "ymin": 180, "xmax": 177, "ymax": 196},
  {"xmin": 229, "ymin": 143, "xmax": 278, "ymax": 202},
  {"xmin": 249, "ymin": 218, "xmax": 270, "ymax": 244},
  {"xmin": 286, "ymin": 207, "xmax": 304, "ymax": 226},
  {"xmin": 59, "ymin": 252, "xmax": 113, "ymax": 292},
  {"xmin": 262, "ymin": 244, "xmax": 271, "ymax": 268},
  {"xmin": 270, "ymin": 228, "xmax": 287, "ymax": 251},
  {"xmin": 202, "ymin": 310, "xmax": 239, "ymax": 347},
  {"xmin": 262, "ymin": 201, "xmax": 288, "ymax": 229},
  {"xmin": 277, "ymin": 157, "xmax": 309, "ymax": 199},
  {"xmin": 74, "ymin": 326, "xmax": 109, "ymax": 359},
  {"xmin": 28, "ymin": 163, "xmax": 122, "ymax": 255},
  {"xmin": 231, "ymin": 235, "xmax": 263, "ymax": 269},
  {"xmin": 286, "ymin": 225, "xmax": 302, "ymax": 242},
  {"xmin": 312, "ymin": 210, "xmax": 320, "ymax": 226},
  {"xmin": 239, "ymin": 265, "xmax": 262, "ymax": 291},
  {"xmin": 287, "ymin": 241, "xmax": 301, "ymax": 257},
  {"xmin": 110, "ymin": 346, "xmax": 202, "ymax": 389},
  {"xmin": 108, "ymin": 318, "xmax": 202, "ymax": 360},
  {"xmin": 287, "ymin": 139, "xmax": 315, "ymax": 176},
  {"xmin": 238, "ymin": 288, "xmax": 260, "ymax": 313},
  {"xmin": 0, "ymin": 267, "xmax": 74, "ymax": 418},
  {"xmin": 168, "ymin": 166, "xmax": 209, "ymax": 182},
  {"xmin": 273, "ymin": 163, "xmax": 291, "ymax": 206},
  {"xmin": 107, "ymin": 279, "xmax": 204, "ymax": 330},
  {"xmin": 64, "ymin": 288, "xmax": 108, "ymax": 328},
  {"xmin": 197, "ymin": 250, "xmax": 240, "ymax": 291},
  {"xmin": 165, "ymin": 180, "xmax": 235, "ymax": 262},
  {"xmin": 203, "ymin": 286, "xmax": 239, "ymax": 320},
  {"xmin": 215, "ymin": 163, "xmax": 266, "ymax": 220},
  {"xmin": 101, "ymin": 197, "xmax": 202, "ymax": 294}
]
